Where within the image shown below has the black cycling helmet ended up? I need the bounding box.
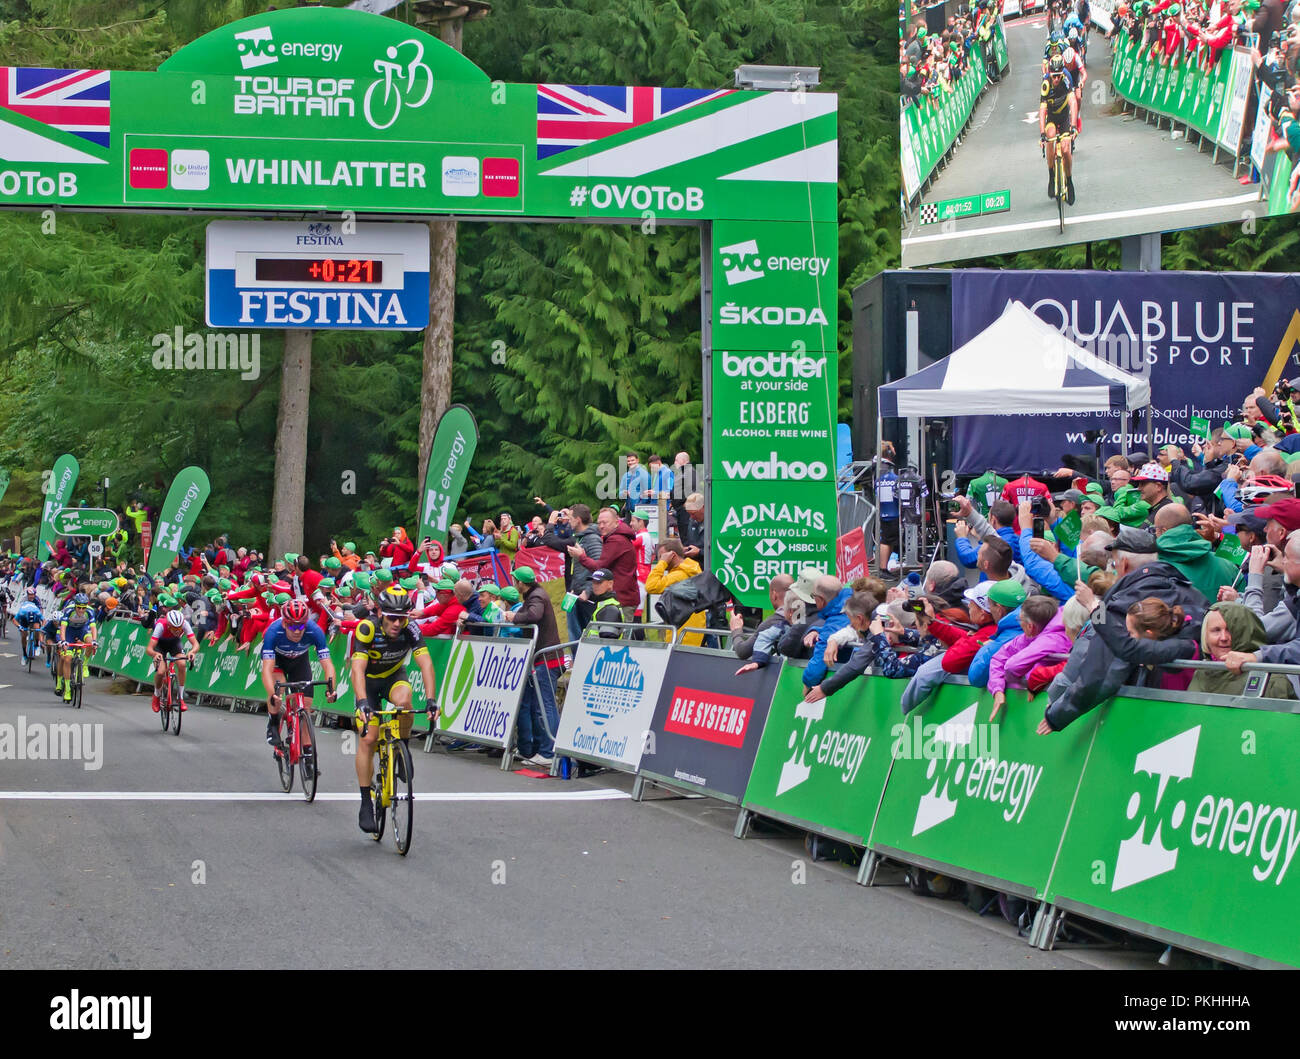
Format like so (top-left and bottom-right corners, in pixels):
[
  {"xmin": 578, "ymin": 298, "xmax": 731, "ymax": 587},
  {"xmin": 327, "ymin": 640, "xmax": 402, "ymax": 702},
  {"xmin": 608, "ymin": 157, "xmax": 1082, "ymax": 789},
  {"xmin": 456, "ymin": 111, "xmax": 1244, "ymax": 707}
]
[
  {"xmin": 377, "ymin": 587, "xmax": 414, "ymax": 616},
  {"xmin": 1048, "ymin": 54, "xmax": 1065, "ymax": 75}
]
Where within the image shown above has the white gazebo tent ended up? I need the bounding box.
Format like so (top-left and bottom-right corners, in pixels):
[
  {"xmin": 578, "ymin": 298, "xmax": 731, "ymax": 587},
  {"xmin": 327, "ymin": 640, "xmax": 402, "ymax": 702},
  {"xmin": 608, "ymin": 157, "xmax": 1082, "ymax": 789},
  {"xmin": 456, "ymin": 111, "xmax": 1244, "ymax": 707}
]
[{"xmin": 873, "ymin": 300, "xmax": 1152, "ymax": 574}]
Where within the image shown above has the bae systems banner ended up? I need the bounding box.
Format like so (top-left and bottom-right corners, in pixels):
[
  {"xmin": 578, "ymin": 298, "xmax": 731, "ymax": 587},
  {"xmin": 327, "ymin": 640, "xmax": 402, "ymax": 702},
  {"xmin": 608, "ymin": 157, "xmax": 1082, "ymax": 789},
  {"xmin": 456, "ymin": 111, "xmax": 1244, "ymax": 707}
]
[
  {"xmin": 950, "ymin": 271, "xmax": 1300, "ymax": 474},
  {"xmin": 640, "ymin": 647, "xmax": 780, "ymax": 802}
]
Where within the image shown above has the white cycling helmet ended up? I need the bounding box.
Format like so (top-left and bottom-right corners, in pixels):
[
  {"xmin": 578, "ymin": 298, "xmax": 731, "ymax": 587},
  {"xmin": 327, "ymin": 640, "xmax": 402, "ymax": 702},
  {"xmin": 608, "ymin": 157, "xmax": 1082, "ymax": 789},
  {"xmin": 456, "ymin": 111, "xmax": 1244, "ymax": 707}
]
[
  {"xmin": 1064, "ymin": 46, "xmax": 1077, "ymax": 64},
  {"xmin": 165, "ymin": 609, "xmax": 186, "ymax": 628}
]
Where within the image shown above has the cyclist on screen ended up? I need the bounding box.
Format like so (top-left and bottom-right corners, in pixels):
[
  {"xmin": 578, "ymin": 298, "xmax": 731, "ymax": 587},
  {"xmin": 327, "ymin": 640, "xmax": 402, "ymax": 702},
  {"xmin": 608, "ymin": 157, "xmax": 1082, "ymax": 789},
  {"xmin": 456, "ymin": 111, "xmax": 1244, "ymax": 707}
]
[{"xmin": 1040, "ymin": 54, "xmax": 1078, "ymax": 204}]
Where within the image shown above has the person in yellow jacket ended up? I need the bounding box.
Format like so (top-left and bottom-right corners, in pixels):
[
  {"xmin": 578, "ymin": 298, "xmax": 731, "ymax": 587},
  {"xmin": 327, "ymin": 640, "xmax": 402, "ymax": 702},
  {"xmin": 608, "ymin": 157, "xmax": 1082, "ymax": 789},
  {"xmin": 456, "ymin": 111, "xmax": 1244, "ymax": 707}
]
[{"xmin": 644, "ymin": 539, "xmax": 705, "ymax": 646}]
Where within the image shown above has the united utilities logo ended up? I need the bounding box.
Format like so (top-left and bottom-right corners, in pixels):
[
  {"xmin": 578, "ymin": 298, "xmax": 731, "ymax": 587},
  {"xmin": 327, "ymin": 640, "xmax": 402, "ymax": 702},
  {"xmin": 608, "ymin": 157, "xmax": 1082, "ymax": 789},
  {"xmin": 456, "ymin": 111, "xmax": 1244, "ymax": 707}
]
[
  {"xmin": 234, "ymin": 26, "xmax": 278, "ymax": 69},
  {"xmin": 581, "ymin": 645, "xmax": 644, "ymax": 727},
  {"xmin": 776, "ymin": 695, "xmax": 868, "ymax": 797},
  {"xmin": 441, "ymin": 639, "xmax": 476, "ymax": 723}
]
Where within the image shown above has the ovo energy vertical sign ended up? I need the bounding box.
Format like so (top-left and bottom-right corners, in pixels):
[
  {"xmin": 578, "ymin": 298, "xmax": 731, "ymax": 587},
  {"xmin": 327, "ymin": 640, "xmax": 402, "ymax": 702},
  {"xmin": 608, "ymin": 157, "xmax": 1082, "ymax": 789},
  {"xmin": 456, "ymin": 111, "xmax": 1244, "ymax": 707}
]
[{"xmin": 0, "ymin": 5, "xmax": 838, "ymax": 605}]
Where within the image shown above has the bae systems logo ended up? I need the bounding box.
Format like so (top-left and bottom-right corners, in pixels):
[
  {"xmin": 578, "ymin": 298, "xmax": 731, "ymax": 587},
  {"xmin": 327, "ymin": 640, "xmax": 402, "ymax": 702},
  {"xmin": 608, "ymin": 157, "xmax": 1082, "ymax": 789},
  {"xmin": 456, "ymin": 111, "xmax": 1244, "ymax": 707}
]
[
  {"xmin": 663, "ymin": 686, "xmax": 751, "ymax": 748},
  {"xmin": 482, "ymin": 157, "xmax": 520, "ymax": 198}
]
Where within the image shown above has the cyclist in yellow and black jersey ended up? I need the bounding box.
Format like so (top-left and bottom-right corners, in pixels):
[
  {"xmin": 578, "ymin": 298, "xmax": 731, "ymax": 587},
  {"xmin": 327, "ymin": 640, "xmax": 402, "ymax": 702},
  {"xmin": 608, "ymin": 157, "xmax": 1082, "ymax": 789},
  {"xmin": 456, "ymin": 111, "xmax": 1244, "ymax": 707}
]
[
  {"xmin": 349, "ymin": 586, "xmax": 437, "ymax": 834},
  {"xmin": 1039, "ymin": 54, "xmax": 1078, "ymax": 204}
]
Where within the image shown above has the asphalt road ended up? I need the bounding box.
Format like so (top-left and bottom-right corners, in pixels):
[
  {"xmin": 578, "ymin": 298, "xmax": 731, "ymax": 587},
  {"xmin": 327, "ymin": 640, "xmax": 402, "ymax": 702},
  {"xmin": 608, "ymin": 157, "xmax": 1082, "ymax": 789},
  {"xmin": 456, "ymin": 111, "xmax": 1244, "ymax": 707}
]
[
  {"xmin": 902, "ymin": 15, "xmax": 1260, "ymax": 265},
  {"xmin": 0, "ymin": 638, "xmax": 1153, "ymax": 969}
]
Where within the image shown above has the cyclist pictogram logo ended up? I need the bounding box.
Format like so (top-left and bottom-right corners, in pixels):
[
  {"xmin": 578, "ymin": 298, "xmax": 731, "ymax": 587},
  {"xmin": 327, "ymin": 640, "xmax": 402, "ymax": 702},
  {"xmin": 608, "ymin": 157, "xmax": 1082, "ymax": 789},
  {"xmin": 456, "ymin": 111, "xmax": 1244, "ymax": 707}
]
[{"xmin": 364, "ymin": 39, "xmax": 434, "ymax": 131}]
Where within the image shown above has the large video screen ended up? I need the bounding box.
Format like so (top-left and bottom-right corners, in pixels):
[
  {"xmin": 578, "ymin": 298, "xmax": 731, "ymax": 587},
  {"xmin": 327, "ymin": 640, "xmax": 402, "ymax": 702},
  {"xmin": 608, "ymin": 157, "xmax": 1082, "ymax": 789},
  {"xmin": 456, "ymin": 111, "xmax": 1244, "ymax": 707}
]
[{"xmin": 900, "ymin": 0, "xmax": 1299, "ymax": 266}]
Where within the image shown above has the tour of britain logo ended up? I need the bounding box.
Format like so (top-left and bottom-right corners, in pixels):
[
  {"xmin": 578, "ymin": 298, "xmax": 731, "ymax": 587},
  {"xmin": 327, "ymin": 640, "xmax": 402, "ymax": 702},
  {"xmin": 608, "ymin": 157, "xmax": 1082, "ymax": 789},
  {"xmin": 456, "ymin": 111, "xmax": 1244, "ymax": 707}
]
[{"xmin": 580, "ymin": 645, "xmax": 644, "ymax": 727}]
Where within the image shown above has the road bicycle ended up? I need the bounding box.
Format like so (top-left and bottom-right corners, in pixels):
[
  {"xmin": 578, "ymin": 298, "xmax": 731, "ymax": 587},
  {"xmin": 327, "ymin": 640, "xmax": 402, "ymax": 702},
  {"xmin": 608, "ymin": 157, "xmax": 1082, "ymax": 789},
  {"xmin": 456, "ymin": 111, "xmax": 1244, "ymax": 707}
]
[
  {"xmin": 156, "ymin": 653, "xmax": 189, "ymax": 736},
  {"xmin": 356, "ymin": 703, "xmax": 427, "ymax": 856},
  {"xmin": 272, "ymin": 678, "xmax": 330, "ymax": 802},
  {"xmin": 0, "ymin": 591, "xmax": 9, "ymax": 639},
  {"xmin": 21, "ymin": 626, "xmax": 41, "ymax": 673},
  {"xmin": 1042, "ymin": 127, "xmax": 1076, "ymax": 233},
  {"xmin": 60, "ymin": 641, "xmax": 92, "ymax": 709}
]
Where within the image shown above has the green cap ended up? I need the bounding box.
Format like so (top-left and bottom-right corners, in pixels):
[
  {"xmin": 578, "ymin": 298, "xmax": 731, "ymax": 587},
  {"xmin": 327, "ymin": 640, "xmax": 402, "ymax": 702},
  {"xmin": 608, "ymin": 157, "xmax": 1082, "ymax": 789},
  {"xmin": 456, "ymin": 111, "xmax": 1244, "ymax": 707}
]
[
  {"xmin": 273, "ymin": 592, "xmax": 291, "ymax": 605},
  {"xmin": 318, "ymin": 577, "xmax": 337, "ymax": 590},
  {"xmin": 324, "ymin": 557, "xmax": 342, "ymax": 570},
  {"xmin": 987, "ymin": 580, "xmax": 1028, "ymax": 608},
  {"xmin": 374, "ymin": 568, "xmax": 395, "ymax": 583},
  {"xmin": 478, "ymin": 583, "xmax": 501, "ymax": 597},
  {"xmin": 1084, "ymin": 481, "xmax": 1104, "ymax": 498},
  {"xmin": 500, "ymin": 586, "xmax": 521, "ymax": 603},
  {"xmin": 343, "ymin": 542, "xmax": 356, "ymax": 552},
  {"xmin": 1093, "ymin": 505, "xmax": 1123, "ymax": 525},
  {"xmin": 205, "ymin": 589, "xmax": 222, "ymax": 601},
  {"xmin": 513, "ymin": 566, "xmax": 536, "ymax": 584},
  {"xmin": 353, "ymin": 573, "xmax": 372, "ymax": 590},
  {"xmin": 399, "ymin": 576, "xmax": 420, "ymax": 590},
  {"xmin": 336, "ymin": 585, "xmax": 353, "ymax": 598},
  {"xmin": 284, "ymin": 552, "xmax": 299, "ymax": 564},
  {"xmin": 218, "ymin": 578, "xmax": 232, "ymax": 591},
  {"xmin": 440, "ymin": 563, "xmax": 459, "ymax": 581},
  {"xmin": 1224, "ymin": 422, "xmax": 1252, "ymax": 440},
  {"xmin": 434, "ymin": 578, "xmax": 456, "ymax": 591}
]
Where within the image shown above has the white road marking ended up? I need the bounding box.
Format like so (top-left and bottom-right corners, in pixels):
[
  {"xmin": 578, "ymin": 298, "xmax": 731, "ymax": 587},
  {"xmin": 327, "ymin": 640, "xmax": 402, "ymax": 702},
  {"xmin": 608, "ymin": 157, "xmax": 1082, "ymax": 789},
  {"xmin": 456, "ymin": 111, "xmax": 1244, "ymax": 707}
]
[
  {"xmin": 0, "ymin": 789, "xmax": 632, "ymax": 802},
  {"xmin": 904, "ymin": 191, "xmax": 1260, "ymax": 246}
]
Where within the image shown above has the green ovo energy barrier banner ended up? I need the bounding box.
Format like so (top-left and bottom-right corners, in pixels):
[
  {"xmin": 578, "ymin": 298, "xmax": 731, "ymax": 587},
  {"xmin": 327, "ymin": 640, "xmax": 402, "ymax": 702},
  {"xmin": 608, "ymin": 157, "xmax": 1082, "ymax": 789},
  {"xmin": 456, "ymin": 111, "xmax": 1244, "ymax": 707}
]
[
  {"xmin": 38, "ymin": 453, "xmax": 79, "ymax": 561},
  {"xmin": 146, "ymin": 466, "xmax": 211, "ymax": 576},
  {"xmin": 1110, "ymin": 38, "xmax": 1251, "ymax": 153},
  {"xmin": 901, "ymin": 51, "xmax": 987, "ymax": 201},
  {"xmin": 867, "ymin": 683, "xmax": 1099, "ymax": 899},
  {"xmin": 419, "ymin": 404, "xmax": 478, "ymax": 550},
  {"xmin": 741, "ymin": 660, "xmax": 899, "ymax": 845},
  {"xmin": 1045, "ymin": 694, "xmax": 1300, "ymax": 969}
]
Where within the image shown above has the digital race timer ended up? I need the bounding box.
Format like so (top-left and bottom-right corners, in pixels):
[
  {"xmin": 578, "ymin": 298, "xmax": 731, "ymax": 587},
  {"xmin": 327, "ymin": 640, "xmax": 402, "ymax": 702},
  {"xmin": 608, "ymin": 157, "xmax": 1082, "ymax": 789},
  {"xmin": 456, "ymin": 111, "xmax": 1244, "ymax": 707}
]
[{"xmin": 254, "ymin": 258, "xmax": 384, "ymax": 284}]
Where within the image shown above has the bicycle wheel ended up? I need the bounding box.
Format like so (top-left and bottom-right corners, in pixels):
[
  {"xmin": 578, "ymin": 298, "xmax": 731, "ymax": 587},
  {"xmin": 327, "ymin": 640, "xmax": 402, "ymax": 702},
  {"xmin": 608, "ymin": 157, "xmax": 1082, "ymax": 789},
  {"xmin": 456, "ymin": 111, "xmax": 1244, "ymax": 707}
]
[
  {"xmin": 25, "ymin": 636, "xmax": 33, "ymax": 673},
  {"xmin": 160, "ymin": 674, "xmax": 172, "ymax": 732},
  {"xmin": 298, "ymin": 708, "xmax": 318, "ymax": 803},
  {"xmin": 369, "ymin": 744, "xmax": 387, "ymax": 842},
  {"xmin": 275, "ymin": 713, "xmax": 294, "ymax": 792},
  {"xmin": 1057, "ymin": 160, "xmax": 1066, "ymax": 233},
  {"xmin": 171, "ymin": 673, "xmax": 183, "ymax": 736},
  {"xmin": 391, "ymin": 739, "xmax": 414, "ymax": 856},
  {"xmin": 71, "ymin": 657, "xmax": 83, "ymax": 710}
]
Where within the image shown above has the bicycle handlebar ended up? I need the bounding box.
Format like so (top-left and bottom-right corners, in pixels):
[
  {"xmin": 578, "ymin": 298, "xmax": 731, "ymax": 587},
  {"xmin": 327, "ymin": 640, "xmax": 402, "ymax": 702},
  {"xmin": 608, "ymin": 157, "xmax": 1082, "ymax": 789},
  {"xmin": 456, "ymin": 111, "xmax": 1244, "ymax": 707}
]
[{"xmin": 274, "ymin": 679, "xmax": 333, "ymax": 693}]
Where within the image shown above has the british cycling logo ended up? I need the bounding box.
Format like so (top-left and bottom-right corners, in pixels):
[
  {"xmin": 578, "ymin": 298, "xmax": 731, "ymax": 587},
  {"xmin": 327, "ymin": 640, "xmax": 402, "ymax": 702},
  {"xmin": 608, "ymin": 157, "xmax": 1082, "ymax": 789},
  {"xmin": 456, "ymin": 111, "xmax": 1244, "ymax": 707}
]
[{"xmin": 1109, "ymin": 725, "xmax": 1300, "ymax": 891}]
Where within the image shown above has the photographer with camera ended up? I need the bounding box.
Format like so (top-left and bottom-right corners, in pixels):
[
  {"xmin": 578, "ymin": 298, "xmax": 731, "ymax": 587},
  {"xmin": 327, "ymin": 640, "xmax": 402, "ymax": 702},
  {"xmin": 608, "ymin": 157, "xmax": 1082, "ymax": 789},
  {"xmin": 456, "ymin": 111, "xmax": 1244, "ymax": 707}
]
[{"xmin": 542, "ymin": 502, "xmax": 602, "ymax": 641}]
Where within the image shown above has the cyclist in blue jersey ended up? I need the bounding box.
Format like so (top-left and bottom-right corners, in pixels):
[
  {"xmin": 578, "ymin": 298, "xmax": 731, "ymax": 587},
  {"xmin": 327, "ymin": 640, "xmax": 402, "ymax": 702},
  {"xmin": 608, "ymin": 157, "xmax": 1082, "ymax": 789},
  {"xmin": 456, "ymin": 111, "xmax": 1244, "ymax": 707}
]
[
  {"xmin": 260, "ymin": 598, "xmax": 337, "ymax": 747},
  {"xmin": 13, "ymin": 588, "xmax": 45, "ymax": 662},
  {"xmin": 876, "ymin": 441, "xmax": 900, "ymax": 575}
]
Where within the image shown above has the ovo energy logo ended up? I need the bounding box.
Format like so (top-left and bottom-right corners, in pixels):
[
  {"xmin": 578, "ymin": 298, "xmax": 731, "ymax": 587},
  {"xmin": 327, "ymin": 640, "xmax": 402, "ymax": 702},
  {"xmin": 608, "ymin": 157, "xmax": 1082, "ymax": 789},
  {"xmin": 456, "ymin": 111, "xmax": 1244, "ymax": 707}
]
[
  {"xmin": 719, "ymin": 239, "xmax": 764, "ymax": 285},
  {"xmin": 234, "ymin": 26, "xmax": 278, "ymax": 70},
  {"xmin": 1113, "ymin": 726, "xmax": 1200, "ymax": 892},
  {"xmin": 776, "ymin": 695, "xmax": 869, "ymax": 797}
]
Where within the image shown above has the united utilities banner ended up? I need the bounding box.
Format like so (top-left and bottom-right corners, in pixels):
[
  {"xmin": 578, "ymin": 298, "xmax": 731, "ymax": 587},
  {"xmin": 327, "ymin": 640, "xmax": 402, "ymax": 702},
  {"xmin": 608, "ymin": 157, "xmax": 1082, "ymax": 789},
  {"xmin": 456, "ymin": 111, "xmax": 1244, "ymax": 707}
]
[
  {"xmin": 147, "ymin": 466, "xmax": 211, "ymax": 576},
  {"xmin": 640, "ymin": 646, "xmax": 780, "ymax": 802},
  {"xmin": 435, "ymin": 632, "xmax": 533, "ymax": 748},
  {"xmin": 1046, "ymin": 694, "xmax": 1300, "ymax": 968},
  {"xmin": 741, "ymin": 661, "xmax": 898, "ymax": 845},
  {"xmin": 950, "ymin": 270, "xmax": 1300, "ymax": 474},
  {"xmin": 419, "ymin": 404, "xmax": 478, "ymax": 549},
  {"xmin": 37, "ymin": 453, "xmax": 79, "ymax": 561},
  {"xmin": 868, "ymin": 683, "xmax": 1099, "ymax": 898},
  {"xmin": 554, "ymin": 638, "xmax": 673, "ymax": 771}
]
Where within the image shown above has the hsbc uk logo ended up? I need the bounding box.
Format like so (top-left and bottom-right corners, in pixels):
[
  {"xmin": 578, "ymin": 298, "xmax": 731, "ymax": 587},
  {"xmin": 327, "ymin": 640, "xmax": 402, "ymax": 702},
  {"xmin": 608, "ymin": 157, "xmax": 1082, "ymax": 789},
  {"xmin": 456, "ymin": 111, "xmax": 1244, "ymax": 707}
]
[
  {"xmin": 755, "ymin": 539, "xmax": 785, "ymax": 557},
  {"xmin": 1110, "ymin": 725, "xmax": 1300, "ymax": 891}
]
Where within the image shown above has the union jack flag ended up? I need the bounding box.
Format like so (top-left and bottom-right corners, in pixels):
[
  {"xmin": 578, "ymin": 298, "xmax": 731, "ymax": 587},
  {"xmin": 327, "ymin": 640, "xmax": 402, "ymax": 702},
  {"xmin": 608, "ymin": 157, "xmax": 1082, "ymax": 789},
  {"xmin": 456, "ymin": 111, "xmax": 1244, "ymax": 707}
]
[
  {"xmin": 536, "ymin": 84, "xmax": 731, "ymax": 160},
  {"xmin": 0, "ymin": 67, "xmax": 111, "ymax": 151}
]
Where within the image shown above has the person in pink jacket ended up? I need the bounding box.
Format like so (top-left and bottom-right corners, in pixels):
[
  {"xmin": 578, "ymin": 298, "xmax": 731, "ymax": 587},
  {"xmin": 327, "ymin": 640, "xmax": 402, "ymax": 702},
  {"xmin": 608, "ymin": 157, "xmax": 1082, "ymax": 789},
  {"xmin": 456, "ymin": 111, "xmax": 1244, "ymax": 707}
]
[{"xmin": 988, "ymin": 595, "xmax": 1066, "ymax": 719}]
